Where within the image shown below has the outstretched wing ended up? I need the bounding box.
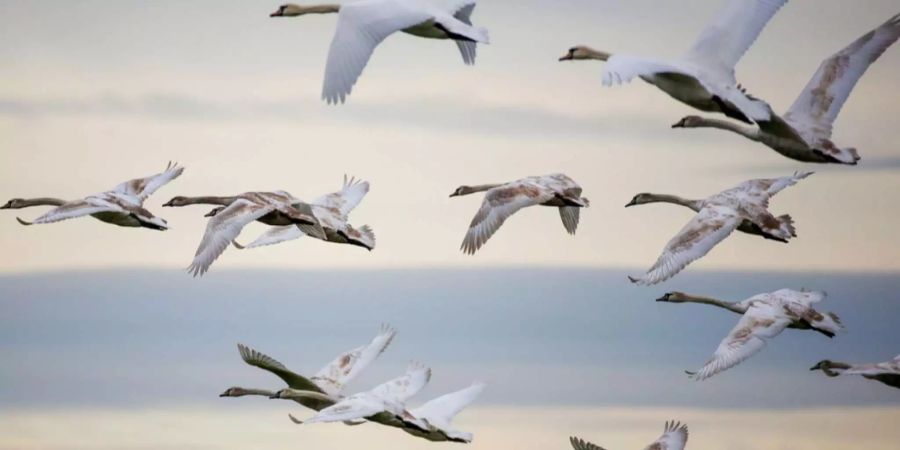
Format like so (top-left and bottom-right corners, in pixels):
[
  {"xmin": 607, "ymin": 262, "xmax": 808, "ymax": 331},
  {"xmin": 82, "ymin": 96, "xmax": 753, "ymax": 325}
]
[
  {"xmin": 450, "ymin": 1, "xmax": 478, "ymax": 64},
  {"xmin": 114, "ymin": 162, "xmax": 184, "ymax": 201},
  {"xmin": 460, "ymin": 183, "xmax": 551, "ymax": 254},
  {"xmin": 411, "ymin": 382, "xmax": 485, "ymax": 426},
  {"xmin": 602, "ymin": 54, "xmax": 691, "ymax": 87},
  {"xmin": 683, "ymin": 0, "xmax": 788, "ymax": 73},
  {"xmin": 785, "ymin": 14, "xmax": 900, "ymax": 140},
  {"xmin": 630, "ymin": 204, "xmax": 741, "ymax": 285},
  {"xmin": 570, "ymin": 437, "xmax": 608, "ymax": 450},
  {"xmin": 645, "ymin": 421, "xmax": 689, "ymax": 450},
  {"xmin": 311, "ymin": 324, "xmax": 397, "ymax": 397},
  {"xmin": 304, "ymin": 397, "xmax": 384, "ymax": 424},
  {"xmin": 370, "ymin": 361, "xmax": 431, "ymax": 403},
  {"xmin": 692, "ymin": 301, "xmax": 791, "ymax": 380},
  {"xmin": 234, "ymin": 225, "xmax": 305, "ymax": 250},
  {"xmin": 236, "ymin": 343, "xmax": 323, "ymax": 392},
  {"xmin": 313, "ymin": 175, "xmax": 370, "ymax": 218},
  {"xmin": 322, "ymin": 1, "xmax": 432, "ymax": 104},
  {"xmin": 728, "ymin": 171, "xmax": 813, "ymax": 207},
  {"xmin": 20, "ymin": 197, "xmax": 118, "ymax": 225},
  {"xmin": 187, "ymin": 199, "xmax": 272, "ymax": 277}
]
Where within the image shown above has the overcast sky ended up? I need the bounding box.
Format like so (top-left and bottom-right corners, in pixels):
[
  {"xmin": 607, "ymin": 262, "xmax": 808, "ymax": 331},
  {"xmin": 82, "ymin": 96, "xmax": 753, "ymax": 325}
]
[{"xmin": 1, "ymin": 0, "xmax": 899, "ymax": 273}]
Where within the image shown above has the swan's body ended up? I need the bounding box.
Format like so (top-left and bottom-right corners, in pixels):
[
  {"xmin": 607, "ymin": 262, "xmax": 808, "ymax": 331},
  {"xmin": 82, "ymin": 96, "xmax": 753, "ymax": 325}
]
[
  {"xmin": 811, "ymin": 355, "xmax": 900, "ymax": 389},
  {"xmin": 450, "ymin": 173, "xmax": 589, "ymax": 254},
  {"xmin": 626, "ymin": 172, "xmax": 811, "ymax": 285},
  {"xmin": 221, "ymin": 324, "xmax": 396, "ymax": 414},
  {"xmin": 673, "ymin": 14, "xmax": 900, "ymax": 164},
  {"xmin": 403, "ymin": 382, "xmax": 485, "ymax": 443},
  {"xmin": 282, "ymin": 362, "xmax": 431, "ymax": 432},
  {"xmin": 270, "ymin": 0, "xmax": 489, "ymax": 104},
  {"xmin": 658, "ymin": 289, "xmax": 842, "ymax": 381},
  {"xmin": 1, "ymin": 162, "xmax": 182, "ymax": 231},
  {"xmin": 560, "ymin": 0, "xmax": 786, "ymax": 123},
  {"xmin": 163, "ymin": 191, "xmax": 325, "ymax": 276},
  {"xmin": 570, "ymin": 420, "xmax": 689, "ymax": 450},
  {"xmin": 233, "ymin": 175, "xmax": 375, "ymax": 251}
]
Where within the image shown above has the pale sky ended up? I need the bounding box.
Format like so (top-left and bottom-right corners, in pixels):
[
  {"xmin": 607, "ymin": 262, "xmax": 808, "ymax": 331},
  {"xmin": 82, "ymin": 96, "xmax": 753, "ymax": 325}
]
[{"xmin": 1, "ymin": 0, "xmax": 899, "ymax": 273}]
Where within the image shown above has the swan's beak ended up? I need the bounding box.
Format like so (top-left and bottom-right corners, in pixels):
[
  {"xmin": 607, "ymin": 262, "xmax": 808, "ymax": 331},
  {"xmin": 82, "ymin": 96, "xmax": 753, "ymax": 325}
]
[
  {"xmin": 449, "ymin": 193, "xmax": 458, "ymax": 198},
  {"xmin": 204, "ymin": 210, "xmax": 217, "ymax": 217},
  {"xmin": 558, "ymin": 52, "xmax": 574, "ymax": 61},
  {"xmin": 162, "ymin": 200, "xmax": 174, "ymax": 207},
  {"xmin": 655, "ymin": 293, "xmax": 672, "ymax": 302},
  {"xmin": 218, "ymin": 392, "xmax": 229, "ymax": 397},
  {"xmin": 269, "ymin": 393, "xmax": 281, "ymax": 399},
  {"xmin": 624, "ymin": 199, "xmax": 637, "ymax": 207},
  {"xmin": 671, "ymin": 119, "xmax": 686, "ymax": 128},
  {"xmin": 269, "ymin": 9, "xmax": 283, "ymax": 17},
  {"xmin": 0, "ymin": 202, "xmax": 10, "ymax": 209}
]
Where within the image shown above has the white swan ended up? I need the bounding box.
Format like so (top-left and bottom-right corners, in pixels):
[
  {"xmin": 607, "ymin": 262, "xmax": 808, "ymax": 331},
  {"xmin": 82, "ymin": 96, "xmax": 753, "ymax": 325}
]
[
  {"xmin": 657, "ymin": 289, "xmax": 842, "ymax": 381},
  {"xmin": 279, "ymin": 361, "xmax": 432, "ymax": 432},
  {"xmin": 559, "ymin": 0, "xmax": 786, "ymax": 124},
  {"xmin": 404, "ymin": 382, "xmax": 486, "ymax": 443},
  {"xmin": 627, "ymin": 171, "xmax": 811, "ymax": 285},
  {"xmin": 571, "ymin": 420, "xmax": 689, "ymax": 450},
  {"xmin": 1, "ymin": 162, "xmax": 182, "ymax": 231},
  {"xmin": 450, "ymin": 173, "xmax": 589, "ymax": 254},
  {"xmin": 233, "ymin": 175, "xmax": 374, "ymax": 251},
  {"xmin": 220, "ymin": 324, "xmax": 396, "ymax": 412},
  {"xmin": 270, "ymin": 1, "xmax": 489, "ymax": 104},
  {"xmin": 811, "ymin": 354, "xmax": 900, "ymax": 389},
  {"xmin": 673, "ymin": 14, "xmax": 900, "ymax": 164}
]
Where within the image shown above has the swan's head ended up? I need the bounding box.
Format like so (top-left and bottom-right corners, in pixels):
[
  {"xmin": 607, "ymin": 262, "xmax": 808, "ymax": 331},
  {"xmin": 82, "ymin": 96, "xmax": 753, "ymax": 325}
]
[
  {"xmin": 809, "ymin": 360, "xmax": 844, "ymax": 377},
  {"xmin": 204, "ymin": 206, "xmax": 226, "ymax": 218},
  {"xmin": 220, "ymin": 387, "xmax": 250, "ymax": 397},
  {"xmin": 672, "ymin": 115, "xmax": 704, "ymax": 128},
  {"xmin": 0, "ymin": 198, "xmax": 25, "ymax": 209},
  {"xmin": 656, "ymin": 292, "xmax": 688, "ymax": 303},
  {"xmin": 449, "ymin": 186, "xmax": 473, "ymax": 197},
  {"xmin": 270, "ymin": 4, "xmax": 304, "ymax": 17},
  {"xmin": 558, "ymin": 46, "xmax": 608, "ymax": 61},
  {"xmin": 162, "ymin": 196, "xmax": 189, "ymax": 207},
  {"xmin": 624, "ymin": 193, "xmax": 655, "ymax": 207}
]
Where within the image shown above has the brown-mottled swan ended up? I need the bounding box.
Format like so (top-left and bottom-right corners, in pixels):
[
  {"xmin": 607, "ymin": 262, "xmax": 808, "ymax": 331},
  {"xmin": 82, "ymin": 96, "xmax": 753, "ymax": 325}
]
[
  {"xmin": 811, "ymin": 354, "xmax": 900, "ymax": 389},
  {"xmin": 570, "ymin": 420, "xmax": 689, "ymax": 450}
]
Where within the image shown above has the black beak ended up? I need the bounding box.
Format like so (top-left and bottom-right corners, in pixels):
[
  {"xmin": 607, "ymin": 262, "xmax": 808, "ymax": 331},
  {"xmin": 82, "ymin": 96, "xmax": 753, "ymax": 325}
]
[
  {"xmin": 162, "ymin": 201, "xmax": 174, "ymax": 207},
  {"xmin": 269, "ymin": 394, "xmax": 280, "ymax": 399},
  {"xmin": 270, "ymin": 9, "xmax": 283, "ymax": 17},
  {"xmin": 655, "ymin": 293, "xmax": 671, "ymax": 302},
  {"xmin": 0, "ymin": 204, "xmax": 9, "ymax": 210},
  {"xmin": 219, "ymin": 392, "xmax": 228, "ymax": 397},
  {"xmin": 809, "ymin": 365, "xmax": 820, "ymax": 371},
  {"xmin": 624, "ymin": 200, "xmax": 636, "ymax": 208},
  {"xmin": 671, "ymin": 120, "xmax": 686, "ymax": 128},
  {"xmin": 449, "ymin": 193, "xmax": 458, "ymax": 198},
  {"xmin": 558, "ymin": 52, "xmax": 574, "ymax": 61},
  {"xmin": 204, "ymin": 211, "xmax": 216, "ymax": 217}
]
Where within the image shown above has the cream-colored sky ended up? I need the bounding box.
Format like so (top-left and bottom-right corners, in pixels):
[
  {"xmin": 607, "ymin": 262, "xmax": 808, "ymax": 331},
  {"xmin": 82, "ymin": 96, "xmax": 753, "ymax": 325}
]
[
  {"xmin": 1, "ymin": 0, "xmax": 899, "ymax": 273},
  {"xmin": 4, "ymin": 406, "xmax": 900, "ymax": 450}
]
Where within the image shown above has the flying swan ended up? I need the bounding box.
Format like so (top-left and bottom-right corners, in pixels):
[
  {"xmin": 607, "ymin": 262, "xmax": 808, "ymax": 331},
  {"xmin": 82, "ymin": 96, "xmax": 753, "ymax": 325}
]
[
  {"xmin": 233, "ymin": 175, "xmax": 375, "ymax": 251},
  {"xmin": 276, "ymin": 361, "xmax": 432, "ymax": 432},
  {"xmin": 570, "ymin": 420, "xmax": 689, "ymax": 450},
  {"xmin": 810, "ymin": 354, "xmax": 900, "ymax": 389},
  {"xmin": 626, "ymin": 171, "xmax": 811, "ymax": 285},
  {"xmin": 673, "ymin": 13, "xmax": 900, "ymax": 164},
  {"xmin": 403, "ymin": 382, "xmax": 486, "ymax": 443},
  {"xmin": 1, "ymin": 162, "xmax": 182, "ymax": 231},
  {"xmin": 658, "ymin": 289, "xmax": 842, "ymax": 380},
  {"xmin": 559, "ymin": 0, "xmax": 787, "ymax": 124},
  {"xmin": 270, "ymin": 0, "xmax": 489, "ymax": 104},
  {"xmin": 450, "ymin": 173, "xmax": 589, "ymax": 254},
  {"xmin": 220, "ymin": 324, "xmax": 396, "ymax": 419}
]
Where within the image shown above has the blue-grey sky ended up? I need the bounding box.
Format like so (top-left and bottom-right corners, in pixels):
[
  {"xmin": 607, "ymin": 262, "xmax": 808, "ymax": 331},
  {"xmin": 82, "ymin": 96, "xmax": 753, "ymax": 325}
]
[{"xmin": 3, "ymin": 269, "xmax": 898, "ymax": 410}]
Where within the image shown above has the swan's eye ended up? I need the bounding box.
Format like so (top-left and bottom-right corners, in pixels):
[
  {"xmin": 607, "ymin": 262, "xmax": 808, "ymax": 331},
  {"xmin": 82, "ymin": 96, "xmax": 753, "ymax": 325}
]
[{"xmin": 569, "ymin": 48, "xmax": 576, "ymax": 53}]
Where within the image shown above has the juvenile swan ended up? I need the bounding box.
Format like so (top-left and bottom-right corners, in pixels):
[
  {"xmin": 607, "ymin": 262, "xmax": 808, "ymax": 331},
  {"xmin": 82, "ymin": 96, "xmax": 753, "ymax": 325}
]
[
  {"xmin": 811, "ymin": 354, "xmax": 900, "ymax": 389},
  {"xmin": 279, "ymin": 361, "xmax": 432, "ymax": 432},
  {"xmin": 221, "ymin": 324, "xmax": 396, "ymax": 413},
  {"xmin": 658, "ymin": 289, "xmax": 842, "ymax": 380},
  {"xmin": 233, "ymin": 175, "xmax": 375, "ymax": 251},
  {"xmin": 673, "ymin": 14, "xmax": 900, "ymax": 164},
  {"xmin": 559, "ymin": 0, "xmax": 787, "ymax": 124},
  {"xmin": 270, "ymin": 1, "xmax": 489, "ymax": 104},
  {"xmin": 627, "ymin": 172, "xmax": 811, "ymax": 285},
  {"xmin": 404, "ymin": 382, "xmax": 486, "ymax": 443},
  {"xmin": 450, "ymin": 173, "xmax": 589, "ymax": 254},
  {"xmin": 2, "ymin": 162, "xmax": 182, "ymax": 231},
  {"xmin": 571, "ymin": 420, "xmax": 689, "ymax": 450}
]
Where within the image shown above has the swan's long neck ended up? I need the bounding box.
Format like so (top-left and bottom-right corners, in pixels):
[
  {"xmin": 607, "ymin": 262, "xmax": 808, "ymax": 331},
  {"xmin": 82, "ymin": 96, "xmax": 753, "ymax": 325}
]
[
  {"xmin": 235, "ymin": 388, "xmax": 276, "ymax": 397},
  {"xmin": 14, "ymin": 198, "xmax": 67, "ymax": 207},
  {"xmin": 181, "ymin": 196, "xmax": 235, "ymax": 206},
  {"xmin": 822, "ymin": 362, "xmax": 852, "ymax": 377},
  {"xmin": 677, "ymin": 293, "xmax": 747, "ymax": 314},
  {"xmin": 692, "ymin": 117, "xmax": 760, "ymax": 141},
  {"xmin": 643, "ymin": 194, "xmax": 703, "ymax": 212},
  {"xmin": 460, "ymin": 184, "xmax": 503, "ymax": 196},
  {"xmin": 584, "ymin": 48, "xmax": 611, "ymax": 61}
]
